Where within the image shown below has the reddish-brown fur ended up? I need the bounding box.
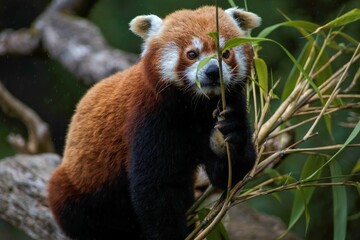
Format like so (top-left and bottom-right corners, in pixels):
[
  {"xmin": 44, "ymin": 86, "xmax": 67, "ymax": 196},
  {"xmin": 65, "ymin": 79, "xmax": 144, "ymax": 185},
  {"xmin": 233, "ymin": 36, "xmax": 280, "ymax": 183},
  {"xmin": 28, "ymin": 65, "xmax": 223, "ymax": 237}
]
[
  {"xmin": 47, "ymin": 7, "xmax": 258, "ymax": 238},
  {"xmin": 48, "ymin": 4, "xmax": 249, "ymax": 216},
  {"xmin": 48, "ymin": 62, "xmax": 160, "ymax": 204}
]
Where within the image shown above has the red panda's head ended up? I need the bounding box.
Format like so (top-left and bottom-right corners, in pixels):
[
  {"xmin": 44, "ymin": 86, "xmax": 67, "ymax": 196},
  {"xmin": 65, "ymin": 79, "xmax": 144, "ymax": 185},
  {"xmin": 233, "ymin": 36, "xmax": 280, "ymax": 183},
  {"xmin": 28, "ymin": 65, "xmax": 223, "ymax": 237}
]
[{"xmin": 130, "ymin": 6, "xmax": 261, "ymax": 97}]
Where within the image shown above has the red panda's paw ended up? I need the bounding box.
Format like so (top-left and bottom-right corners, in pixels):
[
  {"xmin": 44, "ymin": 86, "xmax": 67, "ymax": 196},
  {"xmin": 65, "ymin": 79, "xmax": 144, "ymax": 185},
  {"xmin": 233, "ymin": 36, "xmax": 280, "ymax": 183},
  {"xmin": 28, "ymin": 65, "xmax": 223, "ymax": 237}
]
[{"xmin": 214, "ymin": 107, "xmax": 244, "ymax": 145}]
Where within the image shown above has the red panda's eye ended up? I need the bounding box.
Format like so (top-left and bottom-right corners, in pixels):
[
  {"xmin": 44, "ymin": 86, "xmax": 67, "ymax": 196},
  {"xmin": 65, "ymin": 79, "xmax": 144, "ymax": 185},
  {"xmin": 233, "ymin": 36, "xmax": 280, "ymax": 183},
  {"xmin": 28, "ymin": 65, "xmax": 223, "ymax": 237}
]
[
  {"xmin": 186, "ymin": 50, "xmax": 198, "ymax": 60},
  {"xmin": 222, "ymin": 50, "xmax": 230, "ymax": 59}
]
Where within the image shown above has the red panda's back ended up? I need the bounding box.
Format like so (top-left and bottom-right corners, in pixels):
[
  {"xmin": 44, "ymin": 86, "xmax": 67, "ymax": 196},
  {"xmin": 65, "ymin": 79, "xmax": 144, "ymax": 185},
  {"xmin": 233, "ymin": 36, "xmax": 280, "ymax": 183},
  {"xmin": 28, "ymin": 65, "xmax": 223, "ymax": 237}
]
[{"xmin": 49, "ymin": 62, "xmax": 150, "ymax": 197}]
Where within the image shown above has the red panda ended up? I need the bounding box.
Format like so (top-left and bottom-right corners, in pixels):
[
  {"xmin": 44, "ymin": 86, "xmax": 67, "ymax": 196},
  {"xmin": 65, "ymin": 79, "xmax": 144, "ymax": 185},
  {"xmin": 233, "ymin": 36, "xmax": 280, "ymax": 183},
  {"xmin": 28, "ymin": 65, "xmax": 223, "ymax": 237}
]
[{"xmin": 47, "ymin": 6, "xmax": 261, "ymax": 240}]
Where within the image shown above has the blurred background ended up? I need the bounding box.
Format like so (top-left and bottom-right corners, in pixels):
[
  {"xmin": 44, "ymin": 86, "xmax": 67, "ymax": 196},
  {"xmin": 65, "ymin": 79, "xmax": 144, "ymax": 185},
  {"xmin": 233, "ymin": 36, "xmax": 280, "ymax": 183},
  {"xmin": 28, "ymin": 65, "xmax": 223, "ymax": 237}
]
[{"xmin": 0, "ymin": 0, "xmax": 359, "ymax": 239}]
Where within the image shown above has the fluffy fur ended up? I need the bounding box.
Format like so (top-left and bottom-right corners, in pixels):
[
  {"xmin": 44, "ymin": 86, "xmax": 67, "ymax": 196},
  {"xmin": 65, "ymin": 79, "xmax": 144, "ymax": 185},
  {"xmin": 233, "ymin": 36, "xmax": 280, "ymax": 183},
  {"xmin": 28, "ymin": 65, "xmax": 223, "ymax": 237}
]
[{"xmin": 48, "ymin": 6, "xmax": 260, "ymax": 240}]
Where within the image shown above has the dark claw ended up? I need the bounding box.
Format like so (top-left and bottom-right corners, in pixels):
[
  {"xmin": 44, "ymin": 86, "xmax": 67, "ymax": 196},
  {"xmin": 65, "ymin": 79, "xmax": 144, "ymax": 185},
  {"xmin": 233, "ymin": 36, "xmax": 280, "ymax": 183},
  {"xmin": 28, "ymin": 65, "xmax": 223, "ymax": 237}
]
[
  {"xmin": 219, "ymin": 107, "xmax": 237, "ymax": 119},
  {"xmin": 215, "ymin": 121, "xmax": 239, "ymax": 136},
  {"xmin": 224, "ymin": 133, "xmax": 241, "ymax": 144},
  {"xmin": 212, "ymin": 108, "xmax": 220, "ymax": 118},
  {"xmin": 214, "ymin": 106, "xmax": 243, "ymax": 145}
]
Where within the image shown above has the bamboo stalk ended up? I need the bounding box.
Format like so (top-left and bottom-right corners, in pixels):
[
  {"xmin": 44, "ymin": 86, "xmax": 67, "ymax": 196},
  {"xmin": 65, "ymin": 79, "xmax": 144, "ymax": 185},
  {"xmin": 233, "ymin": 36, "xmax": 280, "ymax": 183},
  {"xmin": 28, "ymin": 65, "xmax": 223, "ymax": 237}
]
[
  {"xmin": 310, "ymin": 49, "xmax": 344, "ymax": 78},
  {"xmin": 257, "ymin": 80, "xmax": 307, "ymax": 144},
  {"xmin": 268, "ymin": 104, "xmax": 359, "ymax": 139},
  {"xmin": 304, "ymin": 43, "xmax": 360, "ymax": 139},
  {"xmin": 294, "ymin": 103, "xmax": 360, "ymax": 116}
]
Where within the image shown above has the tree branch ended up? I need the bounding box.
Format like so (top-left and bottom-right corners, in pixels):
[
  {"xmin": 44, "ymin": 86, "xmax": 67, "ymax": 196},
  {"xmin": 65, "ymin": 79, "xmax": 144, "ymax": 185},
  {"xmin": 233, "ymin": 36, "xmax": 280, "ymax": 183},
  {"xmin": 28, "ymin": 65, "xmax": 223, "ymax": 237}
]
[
  {"xmin": 0, "ymin": 154, "xmax": 69, "ymax": 240},
  {"xmin": 0, "ymin": 154, "xmax": 299, "ymax": 240},
  {"xmin": 0, "ymin": 0, "xmax": 138, "ymax": 86},
  {"xmin": 0, "ymin": 29, "xmax": 41, "ymax": 55},
  {"xmin": 0, "ymin": 82, "xmax": 55, "ymax": 154}
]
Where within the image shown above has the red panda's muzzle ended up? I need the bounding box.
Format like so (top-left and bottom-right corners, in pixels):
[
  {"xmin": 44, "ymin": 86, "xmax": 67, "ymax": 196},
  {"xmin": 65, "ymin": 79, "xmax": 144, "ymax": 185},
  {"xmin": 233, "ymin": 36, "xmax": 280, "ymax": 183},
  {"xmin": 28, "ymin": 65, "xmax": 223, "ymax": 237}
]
[{"xmin": 204, "ymin": 64, "xmax": 220, "ymax": 86}]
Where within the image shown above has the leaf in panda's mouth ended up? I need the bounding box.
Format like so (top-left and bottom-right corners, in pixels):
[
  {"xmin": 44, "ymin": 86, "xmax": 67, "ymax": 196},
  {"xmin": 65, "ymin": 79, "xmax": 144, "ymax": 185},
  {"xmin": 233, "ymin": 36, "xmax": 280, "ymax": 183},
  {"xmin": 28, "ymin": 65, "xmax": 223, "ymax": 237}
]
[{"xmin": 195, "ymin": 55, "xmax": 216, "ymax": 90}]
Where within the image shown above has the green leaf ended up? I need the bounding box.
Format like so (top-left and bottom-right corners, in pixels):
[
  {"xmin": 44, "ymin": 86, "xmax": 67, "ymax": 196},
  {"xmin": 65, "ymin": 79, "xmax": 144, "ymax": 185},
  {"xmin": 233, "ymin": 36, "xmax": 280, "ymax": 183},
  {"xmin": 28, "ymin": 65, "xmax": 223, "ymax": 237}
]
[
  {"xmin": 258, "ymin": 20, "xmax": 319, "ymax": 38},
  {"xmin": 208, "ymin": 32, "xmax": 219, "ymax": 46},
  {"xmin": 265, "ymin": 168, "xmax": 281, "ymax": 178},
  {"xmin": 306, "ymin": 120, "xmax": 360, "ymax": 180},
  {"xmin": 296, "ymin": 186, "xmax": 311, "ymax": 234},
  {"xmin": 222, "ymin": 37, "xmax": 322, "ymax": 101},
  {"xmin": 330, "ymin": 161, "xmax": 347, "ymax": 240},
  {"xmin": 331, "ymin": 31, "xmax": 359, "ymax": 45},
  {"xmin": 281, "ymin": 41, "xmax": 312, "ymax": 101},
  {"xmin": 351, "ymin": 159, "xmax": 360, "ymax": 174},
  {"xmin": 323, "ymin": 115, "xmax": 335, "ymax": 143},
  {"xmin": 314, "ymin": 9, "xmax": 360, "ymax": 34},
  {"xmin": 196, "ymin": 56, "xmax": 215, "ymax": 89},
  {"xmin": 197, "ymin": 208, "xmax": 229, "ymax": 240},
  {"xmin": 270, "ymin": 192, "xmax": 282, "ymax": 203},
  {"xmin": 254, "ymin": 58, "xmax": 268, "ymax": 98},
  {"xmin": 317, "ymin": 45, "xmax": 335, "ymax": 141},
  {"xmin": 227, "ymin": 0, "xmax": 236, "ymax": 7},
  {"xmin": 288, "ymin": 156, "xmax": 325, "ymax": 232},
  {"xmin": 314, "ymin": 46, "xmax": 333, "ymax": 86},
  {"xmin": 222, "ymin": 37, "xmax": 263, "ymax": 52}
]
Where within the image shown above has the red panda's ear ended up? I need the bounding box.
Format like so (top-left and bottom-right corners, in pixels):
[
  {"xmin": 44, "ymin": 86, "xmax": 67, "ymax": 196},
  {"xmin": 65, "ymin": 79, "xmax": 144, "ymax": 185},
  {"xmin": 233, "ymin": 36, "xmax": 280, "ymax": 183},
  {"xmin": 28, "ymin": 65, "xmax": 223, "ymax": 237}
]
[
  {"xmin": 129, "ymin": 15, "xmax": 163, "ymax": 39},
  {"xmin": 225, "ymin": 8, "xmax": 261, "ymax": 31}
]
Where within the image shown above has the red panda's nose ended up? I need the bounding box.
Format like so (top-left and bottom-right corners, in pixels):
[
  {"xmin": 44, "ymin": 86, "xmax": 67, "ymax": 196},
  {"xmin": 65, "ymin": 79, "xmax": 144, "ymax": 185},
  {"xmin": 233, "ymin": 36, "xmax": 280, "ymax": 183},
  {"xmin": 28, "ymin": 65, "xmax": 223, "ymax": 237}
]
[{"xmin": 205, "ymin": 64, "xmax": 220, "ymax": 83}]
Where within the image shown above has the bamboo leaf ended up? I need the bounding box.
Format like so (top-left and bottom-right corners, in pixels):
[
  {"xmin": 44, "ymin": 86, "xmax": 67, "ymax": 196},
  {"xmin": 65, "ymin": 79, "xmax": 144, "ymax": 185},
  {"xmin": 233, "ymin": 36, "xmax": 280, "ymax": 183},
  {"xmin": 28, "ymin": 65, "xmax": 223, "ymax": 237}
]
[
  {"xmin": 323, "ymin": 115, "xmax": 335, "ymax": 143},
  {"xmin": 288, "ymin": 156, "xmax": 325, "ymax": 232},
  {"xmin": 331, "ymin": 31, "xmax": 359, "ymax": 45},
  {"xmin": 197, "ymin": 208, "xmax": 229, "ymax": 240},
  {"xmin": 351, "ymin": 159, "xmax": 360, "ymax": 174},
  {"xmin": 265, "ymin": 168, "xmax": 281, "ymax": 178},
  {"xmin": 306, "ymin": 120, "xmax": 360, "ymax": 180},
  {"xmin": 313, "ymin": 46, "xmax": 334, "ymax": 141},
  {"xmin": 196, "ymin": 56, "xmax": 214, "ymax": 89},
  {"xmin": 258, "ymin": 20, "xmax": 319, "ymax": 38},
  {"xmin": 254, "ymin": 58, "xmax": 268, "ymax": 98},
  {"xmin": 314, "ymin": 46, "xmax": 333, "ymax": 86},
  {"xmin": 271, "ymin": 193, "xmax": 282, "ymax": 203},
  {"xmin": 208, "ymin": 32, "xmax": 219, "ymax": 46},
  {"xmin": 222, "ymin": 37, "xmax": 322, "ymax": 101},
  {"xmin": 314, "ymin": 9, "xmax": 360, "ymax": 34},
  {"xmin": 297, "ymin": 186, "xmax": 311, "ymax": 234},
  {"xmin": 329, "ymin": 161, "xmax": 347, "ymax": 240},
  {"xmin": 281, "ymin": 42, "xmax": 313, "ymax": 100},
  {"xmin": 222, "ymin": 37, "xmax": 263, "ymax": 51},
  {"xmin": 227, "ymin": 0, "xmax": 236, "ymax": 7}
]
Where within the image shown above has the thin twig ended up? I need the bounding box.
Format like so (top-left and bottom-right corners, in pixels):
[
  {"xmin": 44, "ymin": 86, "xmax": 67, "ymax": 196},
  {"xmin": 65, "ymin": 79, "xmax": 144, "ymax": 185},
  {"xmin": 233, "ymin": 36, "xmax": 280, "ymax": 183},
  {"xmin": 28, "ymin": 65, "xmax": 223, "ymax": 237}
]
[
  {"xmin": 343, "ymin": 67, "xmax": 360, "ymax": 93},
  {"xmin": 232, "ymin": 181, "xmax": 358, "ymax": 204},
  {"xmin": 304, "ymin": 43, "xmax": 360, "ymax": 139},
  {"xmin": 257, "ymin": 80, "xmax": 307, "ymax": 144},
  {"xmin": 263, "ymin": 144, "xmax": 360, "ymax": 155},
  {"xmin": 294, "ymin": 103, "xmax": 360, "ymax": 116}
]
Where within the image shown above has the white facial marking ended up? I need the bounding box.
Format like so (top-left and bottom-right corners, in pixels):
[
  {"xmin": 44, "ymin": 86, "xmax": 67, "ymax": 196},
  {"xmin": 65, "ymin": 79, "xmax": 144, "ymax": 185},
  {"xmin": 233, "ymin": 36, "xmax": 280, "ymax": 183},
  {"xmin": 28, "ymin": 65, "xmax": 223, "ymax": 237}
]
[
  {"xmin": 192, "ymin": 37, "xmax": 203, "ymax": 51},
  {"xmin": 159, "ymin": 43, "xmax": 179, "ymax": 81},
  {"xmin": 185, "ymin": 57, "xmax": 233, "ymax": 96},
  {"xmin": 219, "ymin": 37, "xmax": 225, "ymax": 49}
]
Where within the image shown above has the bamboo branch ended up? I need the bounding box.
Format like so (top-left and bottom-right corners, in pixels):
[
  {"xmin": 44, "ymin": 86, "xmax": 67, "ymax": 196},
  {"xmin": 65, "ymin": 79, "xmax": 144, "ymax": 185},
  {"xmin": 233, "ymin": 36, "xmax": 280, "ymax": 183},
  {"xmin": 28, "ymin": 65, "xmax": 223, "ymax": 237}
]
[
  {"xmin": 294, "ymin": 103, "xmax": 360, "ymax": 116},
  {"xmin": 233, "ymin": 181, "xmax": 359, "ymax": 204},
  {"xmin": 263, "ymin": 144, "xmax": 360, "ymax": 155},
  {"xmin": 343, "ymin": 67, "xmax": 360, "ymax": 93},
  {"xmin": 304, "ymin": 44, "xmax": 360, "ymax": 139}
]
